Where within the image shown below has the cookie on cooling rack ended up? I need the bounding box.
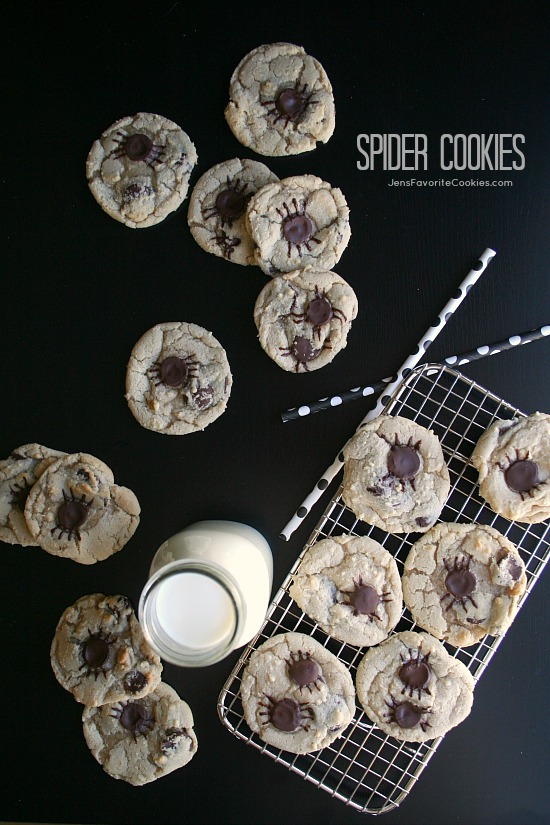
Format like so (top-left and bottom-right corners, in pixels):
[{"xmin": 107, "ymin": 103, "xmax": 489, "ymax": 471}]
[
  {"xmin": 402, "ymin": 522, "xmax": 527, "ymax": 647},
  {"xmin": 289, "ymin": 534, "xmax": 403, "ymax": 647},
  {"xmin": 471, "ymin": 412, "xmax": 550, "ymax": 523},
  {"xmin": 355, "ymin": 631, "xmax": 475, "ymax": 742},
  {"xmin": 83, "ymin": 681, "xmax": 197, "ymax": 785},
  {"xmin": 341, "ymin": 415, "xmax": 450, "ymax": 534},
  {"xmin": 240, "ymin": 632, "xmax": 355, "ymax": 754},
  {"xmin": 50, "ymin": 593, "xmax": 162, "ymax": 706}
]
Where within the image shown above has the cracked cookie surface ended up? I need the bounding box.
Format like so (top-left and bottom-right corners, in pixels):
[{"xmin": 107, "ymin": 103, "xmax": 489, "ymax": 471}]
[
  {"xmin": 0, "ymin": 443, "xmax": 66, "ymax": 546},
  {"xmin": 254, "ymin": 267, "xmax": 358, "ymax": 372},
  {"xmin": 51, "ymin": 593, "xmax": 162, "ymax": 706},
  {"xmin": 24, "ymin": 452, "xmax": 140, "ymax": 564},
  {"xmin": 125, "ymin": 321, "xmax": 232, "ymax": 435},
  {"xmin": 86, "ymin": 112, "xmax": 198, "ymax": 228},
  {"xmin": 240, "ymin": 632, "xmax": 355, "ymax": 754},
  {"xmin": 245, "ymin": 175, "xmax": 350, "ymax": 276},
  {"xmin": 471, "ymin": 412, "xmax": 550, "ymax": 523},
  {"xmin": 224, "ymin": 42, "xmax": 335, "ymax": 157},
  {"xmin": 402, "ymin": 522, "xmax": 527, "ymax": 647},
  {"xmin": 289, "ymin": 534, "xmax": 403, "ymax": 646},
  {"xmin": 341, "ymin": 415, "xmax": 450, "ymax": 534},
  {"xmin": 83, "ymin": 680, "xmax": 197, "ymax": 785},
  {"xmin": 187, "ymin": 157, "xmax": 279, "ymax": 265},
  {"xmin": 355, "ymin": 630, "xmax": 475, "ymax": 742}
]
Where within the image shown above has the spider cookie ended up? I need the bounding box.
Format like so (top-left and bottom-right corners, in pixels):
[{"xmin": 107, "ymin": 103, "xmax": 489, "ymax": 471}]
[
  {"xmin": 51, "ymin": 593, "xmax": 162, "ymax": 707},
  {"xmin": 289, "ymin": 534, "xmax": 403, "ymax": 647},
  {"xmin": 355, "ymin": 631, "xmax": 475, "ymax": 742},
  {"xmin": 0, "ymin": 443, "xmax": 65, "ymax": 546},
  {"xmin": 471, "ymin": 412, "xmax": 550, "ymax": 523},
  {"xmin": 253, "ymin": 267, "xmax": 358, "ymax": 372},
  {"xmin": 24, "ymin": 452, "xmax": 140, "ymax": 564},
  {"xmin": 83, "ymin": 681, "xmax": 197, "ymax": 785},
  {"xmin": 224, "ymin": 42, "xmax": 335, "ymax": 157},
  {"xmin": 240, "ymin": 632, "xmax": 355, "ymax": 754},
  {"xmin": 341, "ymin": 415, "xmax": 450, "ymax": 534},
  {"xmin": 402, "ymin": 522, "xmax": 527, "ymax": 647},
  {"xmin": 245, "ymin": 175, "xmax": 351, "ymax": 276},
  {"xmin": 187, "ymin": 158, "xmax": 279, "ymax": 265},
  {"xmin": 86, "ymin": 112, "xmax": 198, "ymax": 228},
  {"xmin": 125, "ymin": 321, "xmax": 232, "ymax": 435}
]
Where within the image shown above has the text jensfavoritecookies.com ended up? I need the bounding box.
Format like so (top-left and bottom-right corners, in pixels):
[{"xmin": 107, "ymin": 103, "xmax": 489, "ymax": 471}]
[{"xmin": 356, "ymin": 134, "xmax": 525, "ymax": 171}]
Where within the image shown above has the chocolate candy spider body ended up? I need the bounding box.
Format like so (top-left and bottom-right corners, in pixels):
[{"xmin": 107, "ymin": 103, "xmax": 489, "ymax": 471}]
[
  {"xmin": 262, "ymin": 82, "xmax": 315, "ymax": 128},
  {"xmin": 440, "ymin": 554, "xmax": 478, "ymax": 613},
  {"xmin": 287, "ymin": 651, "xmax": 324, "ymax": 692},
  {"xmin": 202, "ymin": 177, "xmax": 250, "ymax": 228},
  {"xmin": 258, "ymin": 695, "xmax": 314, "ymax": 732},
  {"xmin": 285, "ymin": 284, "xmax": 347, "ymax": 339},
  {"xmin": 51, "ymin": 490, "xmax": 90, "ymax": 541},
  {"xmin": 112, "ymin": 131, "xmax": 164, "ymax": 166},
  {"xmin": 276, "ymin": 198, "xmax": 321, "ymax": 258}
]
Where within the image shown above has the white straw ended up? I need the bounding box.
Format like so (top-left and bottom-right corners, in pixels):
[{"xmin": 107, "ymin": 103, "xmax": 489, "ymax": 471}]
[{"xmin": 279, "ymin": 248, "xmax": 497, "ymax": 541}]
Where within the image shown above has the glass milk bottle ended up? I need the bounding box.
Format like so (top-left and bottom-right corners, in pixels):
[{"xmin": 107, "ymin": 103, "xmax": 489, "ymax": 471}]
[{"xmin": 139, "ymin": 521, "xmax": 273, "ymax": 667}]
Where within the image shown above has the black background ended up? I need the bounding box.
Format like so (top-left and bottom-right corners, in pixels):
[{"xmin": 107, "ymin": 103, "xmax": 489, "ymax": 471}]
[{"xmin": 2, "ymin": 2, "xmax": 550, "ymax": 824}]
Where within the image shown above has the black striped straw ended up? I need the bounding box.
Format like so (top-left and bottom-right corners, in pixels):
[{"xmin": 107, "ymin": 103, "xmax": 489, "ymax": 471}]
[{"xmin": 281, "ymin": 325, "xmax": 550, "ymax": 422}]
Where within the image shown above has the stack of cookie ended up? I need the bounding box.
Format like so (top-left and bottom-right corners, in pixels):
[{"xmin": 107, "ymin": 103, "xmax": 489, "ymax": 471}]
[
  {"xmin": 51, "ymin": 593, "xmax": 198, "ymax": 785},
  {"xmin": 186, "ymin": 43, "xmax": 357, "ymax": 374},
  {"xmin": 0, "ymin": 445, "xmax": 140, "ymax": 564}
]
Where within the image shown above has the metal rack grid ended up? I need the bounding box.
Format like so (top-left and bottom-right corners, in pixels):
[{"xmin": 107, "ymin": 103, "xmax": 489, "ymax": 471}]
[{"xmin": 218, "ymin": 364, "xmax": 550, "ymax": 815}]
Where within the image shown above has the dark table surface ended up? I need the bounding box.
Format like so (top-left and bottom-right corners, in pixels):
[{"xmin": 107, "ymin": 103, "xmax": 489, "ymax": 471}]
[{"xmin": 3, "ymin": 2, "xmax": 550, "ymax": 824}]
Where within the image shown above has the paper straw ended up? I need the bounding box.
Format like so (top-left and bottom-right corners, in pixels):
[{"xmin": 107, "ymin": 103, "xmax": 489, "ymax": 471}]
[
  {"xmin": 279, "ymin": 248, "xmax": 497, "ymax": 541},
  {"xmin": 281, "ymin": 325, "xmax": 550, "ymax": 422}
]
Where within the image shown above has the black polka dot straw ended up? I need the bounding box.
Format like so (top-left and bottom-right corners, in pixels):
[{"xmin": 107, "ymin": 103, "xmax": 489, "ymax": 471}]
[
  {"xmin": 281, "ymin": 324, "xmax": 549, "ymax": 422},
  {"xmin": 279, "ymin": 248, "xmax": 497, "ymax": 541}
]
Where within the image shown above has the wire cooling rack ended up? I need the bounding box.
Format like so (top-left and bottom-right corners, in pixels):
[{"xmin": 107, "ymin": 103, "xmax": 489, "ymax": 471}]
[{"xmin": 217, "ymin": 364, "xmax": 550, "ymax": 815}]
